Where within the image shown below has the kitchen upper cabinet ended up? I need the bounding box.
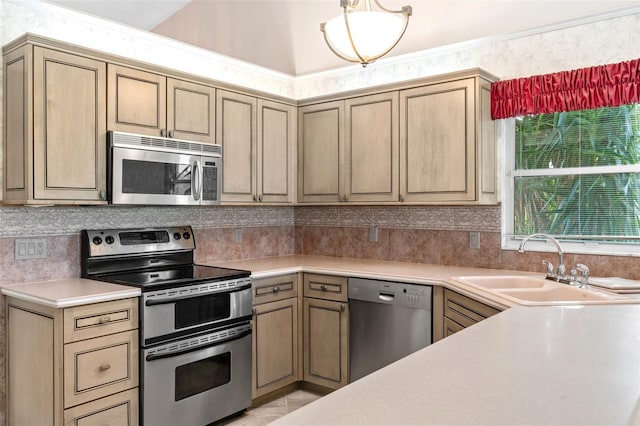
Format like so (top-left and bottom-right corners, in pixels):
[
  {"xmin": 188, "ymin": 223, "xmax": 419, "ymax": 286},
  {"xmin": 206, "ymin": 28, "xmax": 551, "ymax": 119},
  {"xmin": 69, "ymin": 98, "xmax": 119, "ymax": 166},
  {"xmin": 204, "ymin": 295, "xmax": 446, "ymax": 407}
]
[
  {"xmin": 345, "ymin": 92, "xmax": 399, "ymax": 202},
  {"xmin": 252, "ymin": 274, "xmax": 301, "ymax": 399},
  {"xmin": 303, "ymin": 274, "xmax": 349, "ymax": 390},
  {"xmin": 3, "ymin": 45, "xmax": 107, "ymax": 204},
  {"xmin": 298, "ymin": 93, "xmax": 398, "ymax": 203},
  {"xmin": 218, "ymin": 93, "xmax": 295, "ymax": 203},
  {"xmin": 107, "ymin": 64, "xmax": 216, "ymax": 144},
  {"xmin": 399, "ymin": 75, "xmax": 496, "ymax": 203},
  {"xmin": 257, "ymin": 99, "xmax": 296, "ymax": 203},
  {"xmin": 217, "ymin": 90, "xmax": 257, "ymax": 202},
  {"xmin": 298, "ymin": 101, "xmax": 344, "ymax": 203}
]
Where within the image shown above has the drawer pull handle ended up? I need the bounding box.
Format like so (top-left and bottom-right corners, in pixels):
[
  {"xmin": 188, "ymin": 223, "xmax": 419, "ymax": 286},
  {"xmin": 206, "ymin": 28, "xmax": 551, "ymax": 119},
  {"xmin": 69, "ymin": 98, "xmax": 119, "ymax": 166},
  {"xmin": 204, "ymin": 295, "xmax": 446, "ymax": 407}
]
[
  {"xmin": 99, "ymin": 316, "xmax": 111, "ymax": 324},
  {"xmin": 272, "ymin": 286, "xmax": 281, "ymax": 293},
  {"xmin": 99, "ymin": 364, "xmax": 111, "ymax": 371},
  {"xmin": 320, "ymin": 285, "xmax": 327, "ymax": 291}
]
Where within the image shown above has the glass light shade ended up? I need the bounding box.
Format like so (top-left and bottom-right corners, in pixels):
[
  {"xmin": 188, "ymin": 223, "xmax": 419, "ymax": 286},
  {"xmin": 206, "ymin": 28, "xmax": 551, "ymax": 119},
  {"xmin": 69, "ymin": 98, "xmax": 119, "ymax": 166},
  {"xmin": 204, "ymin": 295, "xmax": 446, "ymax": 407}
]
[{"xmin": 324, "ymin": 11, "xmax": 406, "ymax": 62}]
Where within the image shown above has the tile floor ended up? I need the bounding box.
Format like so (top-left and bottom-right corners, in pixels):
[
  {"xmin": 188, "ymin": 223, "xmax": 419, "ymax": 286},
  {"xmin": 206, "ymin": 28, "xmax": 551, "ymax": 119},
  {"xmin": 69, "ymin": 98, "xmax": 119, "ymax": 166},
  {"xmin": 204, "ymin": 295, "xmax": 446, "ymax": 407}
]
[{"xmin": 219, "ymin": 390, "xmax": 322, "ymax": 425}]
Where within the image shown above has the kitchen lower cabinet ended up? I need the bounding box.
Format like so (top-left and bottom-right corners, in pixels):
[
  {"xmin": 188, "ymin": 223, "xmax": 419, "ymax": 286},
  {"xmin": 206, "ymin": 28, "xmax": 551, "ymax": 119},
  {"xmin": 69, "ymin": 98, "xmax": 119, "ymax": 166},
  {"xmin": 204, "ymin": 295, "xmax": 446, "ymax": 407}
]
[
  {"xmin": 303, "ymin": 274, "xmax": 349, "ymax": 390},
  {"xmin": 252, "ymin": 274, "xmax": 301, "ymax": 399},
  {"xmin": 6, "ymin": 297, "xmax": 139, "ymax": 426},
  {"xmin": 3, "ymin": 44, "xmax": 107, "ymax": 204},
  {"xmin": 442, "ymin": 288, "xmax": 500, "ymax": 337}
]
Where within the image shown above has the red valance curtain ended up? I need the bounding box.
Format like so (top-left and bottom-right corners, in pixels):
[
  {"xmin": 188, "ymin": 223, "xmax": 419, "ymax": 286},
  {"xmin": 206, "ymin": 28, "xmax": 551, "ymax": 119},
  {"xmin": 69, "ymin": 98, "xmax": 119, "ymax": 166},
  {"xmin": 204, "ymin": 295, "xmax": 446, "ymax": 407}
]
[{"xmin": 491, "ymin": 58, "xmax": 640, "ymax": 119}]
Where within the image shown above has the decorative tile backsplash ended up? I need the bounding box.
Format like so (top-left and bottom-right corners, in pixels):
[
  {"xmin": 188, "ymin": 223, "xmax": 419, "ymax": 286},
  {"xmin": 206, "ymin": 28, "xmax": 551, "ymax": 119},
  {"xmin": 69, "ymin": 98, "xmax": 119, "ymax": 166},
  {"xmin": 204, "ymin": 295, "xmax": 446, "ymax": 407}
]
[
  {"xmin": 0, "ymin": 205, "xmax": 295, "ymax": 237},
  {"xmin": 295, "ymin": 206, "xmax": 501, "ymax": 232}
]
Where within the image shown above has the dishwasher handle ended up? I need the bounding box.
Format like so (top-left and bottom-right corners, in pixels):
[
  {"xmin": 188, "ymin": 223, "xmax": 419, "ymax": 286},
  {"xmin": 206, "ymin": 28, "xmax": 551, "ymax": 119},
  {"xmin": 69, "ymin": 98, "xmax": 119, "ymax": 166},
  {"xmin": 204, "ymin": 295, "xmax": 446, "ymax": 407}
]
[{"xmin": 379, "ymin": 291, "xmax": 395, "ymax": 301}]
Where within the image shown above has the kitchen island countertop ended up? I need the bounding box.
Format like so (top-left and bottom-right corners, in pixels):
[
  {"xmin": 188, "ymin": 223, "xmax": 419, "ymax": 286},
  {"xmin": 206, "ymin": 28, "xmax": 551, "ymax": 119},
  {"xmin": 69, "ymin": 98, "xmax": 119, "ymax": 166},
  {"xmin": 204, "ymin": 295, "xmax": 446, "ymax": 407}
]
[{"xmin": 272, "ymin": 304, "xmax": 640, "ymax": 426}]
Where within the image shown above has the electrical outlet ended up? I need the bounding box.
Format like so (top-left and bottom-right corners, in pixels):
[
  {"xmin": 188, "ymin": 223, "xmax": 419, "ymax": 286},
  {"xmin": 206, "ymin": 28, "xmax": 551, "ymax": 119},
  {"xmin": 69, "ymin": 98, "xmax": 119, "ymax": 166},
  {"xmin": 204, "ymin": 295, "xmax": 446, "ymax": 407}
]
[
  {"xmin": 235, "ymin": 228, "xmax": 243, "ymax": 244},
  {"xmin": 469, "ymin": 232, "xmax": 480, "ymax": 249},
  {"xmin": 15, "ymin": 238, "xmax": 47, "ymax": 260},
  {"xmin": 369, "ymin": 226, "xmax": 379, "ymax": 242}
]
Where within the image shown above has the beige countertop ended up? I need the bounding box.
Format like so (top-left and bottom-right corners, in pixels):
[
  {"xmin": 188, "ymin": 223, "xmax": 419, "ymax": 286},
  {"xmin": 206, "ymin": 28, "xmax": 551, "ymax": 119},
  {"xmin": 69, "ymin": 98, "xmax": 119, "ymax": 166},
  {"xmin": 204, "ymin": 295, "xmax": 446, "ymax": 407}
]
[
  {"xmin": 216, "ymin": 255, "xmax": 536, "ymax": 309},
  {"xmin": 0, "ymin": 278, "xmax": 141, "ymax": 308},
  {"xmin": 273, "ymin": 304, "xmax": 640, "ymax": 426}
]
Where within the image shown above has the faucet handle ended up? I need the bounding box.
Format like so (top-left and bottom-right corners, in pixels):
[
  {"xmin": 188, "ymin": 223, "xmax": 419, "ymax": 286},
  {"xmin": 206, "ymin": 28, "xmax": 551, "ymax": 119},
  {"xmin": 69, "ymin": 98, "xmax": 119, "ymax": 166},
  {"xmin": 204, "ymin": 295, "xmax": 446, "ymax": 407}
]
[
  {"xmin": 575, "ymin": 263, "xmax": 590, "ymax": 289},
  {"xmin": 541, "ymin": 260, "xmax": 554, "ymax": 278},
  {"xmin": 557, "ymin": 263, "xmax": 567, "ymax": 281},
  {"xmin": 569, "ymin": 268, "xmax": 578, "ymax": 286}
]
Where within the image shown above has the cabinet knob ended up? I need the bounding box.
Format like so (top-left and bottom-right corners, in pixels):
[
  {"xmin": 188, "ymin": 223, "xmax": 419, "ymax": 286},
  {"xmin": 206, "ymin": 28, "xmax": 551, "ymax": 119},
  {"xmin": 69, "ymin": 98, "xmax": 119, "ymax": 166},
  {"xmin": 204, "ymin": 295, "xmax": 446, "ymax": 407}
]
[
  {"xmin": 168, "ymin": 130, "xmax": 175, "ymax": 138},
  {"xmin": 258, "ymin": 195, "xmax": 262, "ymax": 202},
  {"xmin": 98, "ymin": 316, "xmax": 111, "ymax": 324},
  {"xmin": 160, "ymin": 129, "xmax": 167, "ymax": 137},
  {"xmin": 272, "ymin": 286, "xmax": 281, "ymax": 293},
  {"xmin": 253, "ymin": 194, "xmax": 258, "ymax": 202},
  {"xmin": 99, "ymin": 364, "xmax": 111, "ymax": 371},
  {"xmin": 320, "ymin": 285, "xmax": 327, "ymax": 291},
  {"xmin": 252, "ymin": 308, "xmax": 257, "ymax": 316},
  {"xmin": 99, "ymin": 190, "xmax": 107, "ymax": 200},
  {"xmin": 400, "ymin": 195, "xmax": 405, "ymax": 202},
  {"xmin": 340, "ymin": 304, "xmax": 345, "ymax": 312}
]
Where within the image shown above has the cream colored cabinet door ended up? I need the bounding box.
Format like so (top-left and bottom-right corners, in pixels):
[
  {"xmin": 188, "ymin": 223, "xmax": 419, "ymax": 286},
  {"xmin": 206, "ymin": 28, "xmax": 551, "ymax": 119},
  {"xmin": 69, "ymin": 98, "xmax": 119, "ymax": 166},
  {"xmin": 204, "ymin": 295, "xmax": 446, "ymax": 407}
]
[
  {"xmin": 167, "ymin": 78, "xmax": 216, "ymax": 144},
  {"xmin": 257, "ymin": 99, "xmax": 295, "ymax": 203},
  {"xmin": 345, "ymin": 92, "xmax": 399, "ymax": 202},
  {"xmin": 107, "ymin": 64, "xmax": 167, "ymax": 137},
  {"xmin": 303, "ymin": 297, "xmax": 349, "ymax": 390},
  {"xmin": 252, "ymin": 298, "xmax": 299, "ymax": 398},
  {"xmin": 217, "ymin": 90, "xmax": 257, "ymax": 202},
  {"xmin": 33, "ymin": 47, "xmax": 107, "ymax": 202},
  {"xmin": 298, "ymin": 101, "xmax": 344, "ymax": 203},
  {"xmin": 399, "ymin": 78, "xmax": 475, "ymax": 202}
]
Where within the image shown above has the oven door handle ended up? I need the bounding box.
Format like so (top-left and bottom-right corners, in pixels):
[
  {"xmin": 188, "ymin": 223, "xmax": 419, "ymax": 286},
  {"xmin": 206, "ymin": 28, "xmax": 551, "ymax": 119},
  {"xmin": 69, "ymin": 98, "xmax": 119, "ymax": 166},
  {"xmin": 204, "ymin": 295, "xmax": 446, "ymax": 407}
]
[
  {"xmin": 145, "ymin": 328, "xmax": 251, "ymax": 362},
  {"xmin": 144, "ymin": 284, "xmax": 252, "ymax": 306}
]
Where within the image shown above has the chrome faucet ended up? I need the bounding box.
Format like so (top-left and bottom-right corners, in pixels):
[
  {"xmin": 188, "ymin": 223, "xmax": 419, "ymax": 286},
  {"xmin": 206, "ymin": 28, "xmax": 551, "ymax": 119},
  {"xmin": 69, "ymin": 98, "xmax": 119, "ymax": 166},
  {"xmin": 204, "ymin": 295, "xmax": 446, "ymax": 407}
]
[{"xmin": 518, "ymin": 233, "xmax": 566, "ymax": 281}]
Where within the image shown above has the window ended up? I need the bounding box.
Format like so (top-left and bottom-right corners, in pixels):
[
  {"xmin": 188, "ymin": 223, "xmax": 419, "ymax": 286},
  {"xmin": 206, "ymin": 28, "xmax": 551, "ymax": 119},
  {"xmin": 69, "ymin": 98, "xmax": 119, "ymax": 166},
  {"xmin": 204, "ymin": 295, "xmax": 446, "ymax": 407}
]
[{"xmin": 504, "ymin": 104, "xmax": 640, "ymax": 255}]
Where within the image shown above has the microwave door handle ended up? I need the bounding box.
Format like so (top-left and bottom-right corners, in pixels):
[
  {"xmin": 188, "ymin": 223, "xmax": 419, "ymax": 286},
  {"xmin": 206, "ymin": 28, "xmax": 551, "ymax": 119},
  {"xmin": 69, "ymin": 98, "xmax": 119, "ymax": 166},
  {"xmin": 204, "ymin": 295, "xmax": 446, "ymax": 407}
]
[{"xmin": 192, "ymin": 160, "xmax": 202, "ymax": 201}]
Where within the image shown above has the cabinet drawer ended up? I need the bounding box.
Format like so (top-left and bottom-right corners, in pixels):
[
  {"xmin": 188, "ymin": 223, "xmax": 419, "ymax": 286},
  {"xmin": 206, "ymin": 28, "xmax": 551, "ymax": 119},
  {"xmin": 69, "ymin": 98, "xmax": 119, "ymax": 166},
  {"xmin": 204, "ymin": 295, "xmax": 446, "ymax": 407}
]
[
  {"xmin": 64, "ymin": 330, "xmax": 138, "ymax": 408},
  {"xmin": 253, "ymin": 274, "xmax": 298, "ymax": 305},
  {"xmin": 444, "ymin": 289, "xmax": 499, "ymax": 328},
  {"xmin": 444, "ymin": 317, "xmax": 465, "ymax": 337},
  {"xmin": 64, "ymin": 388, "xmax": 139, "ymax": 426},
  {"xmin": 64, "ymin": 298, "xmax": 138, "ymax": 343},
  {"xmin": 303, "ymin": 274, "xmax": 348, "ymax": 302}
]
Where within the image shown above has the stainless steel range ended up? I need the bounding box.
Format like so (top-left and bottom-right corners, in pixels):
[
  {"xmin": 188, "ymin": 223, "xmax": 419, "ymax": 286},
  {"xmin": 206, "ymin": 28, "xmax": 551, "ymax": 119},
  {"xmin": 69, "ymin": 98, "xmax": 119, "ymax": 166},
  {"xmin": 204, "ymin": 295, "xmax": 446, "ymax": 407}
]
[{"xmin": 81, "ymin": 226, "xmax": 252, "ymax": 426}]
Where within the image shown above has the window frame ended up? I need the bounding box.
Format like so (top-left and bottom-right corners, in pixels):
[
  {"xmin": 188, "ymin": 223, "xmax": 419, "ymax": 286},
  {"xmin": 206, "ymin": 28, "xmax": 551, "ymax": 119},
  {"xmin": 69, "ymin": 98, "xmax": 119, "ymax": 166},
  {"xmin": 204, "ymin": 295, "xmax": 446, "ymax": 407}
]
[{"xmin": 502, "ymin": 117, "xmax": 640, "ymax": 257}]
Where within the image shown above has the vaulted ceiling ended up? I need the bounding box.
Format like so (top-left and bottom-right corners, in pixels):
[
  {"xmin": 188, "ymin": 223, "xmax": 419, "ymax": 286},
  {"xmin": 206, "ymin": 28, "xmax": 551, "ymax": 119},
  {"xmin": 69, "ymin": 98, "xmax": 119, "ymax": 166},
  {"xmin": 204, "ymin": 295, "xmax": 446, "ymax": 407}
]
[{"xmin": 46, "ymin": 0, "xmax": 638, "ymax": 75}]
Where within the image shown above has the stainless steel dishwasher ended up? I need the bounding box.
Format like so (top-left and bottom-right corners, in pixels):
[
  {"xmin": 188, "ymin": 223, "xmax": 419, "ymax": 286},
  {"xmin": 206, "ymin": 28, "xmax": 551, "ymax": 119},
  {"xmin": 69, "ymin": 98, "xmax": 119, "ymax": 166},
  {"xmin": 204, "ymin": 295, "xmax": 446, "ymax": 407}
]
[{"xmin": 349, "ymin": 277, "xmax": 432, "ymax": 382}]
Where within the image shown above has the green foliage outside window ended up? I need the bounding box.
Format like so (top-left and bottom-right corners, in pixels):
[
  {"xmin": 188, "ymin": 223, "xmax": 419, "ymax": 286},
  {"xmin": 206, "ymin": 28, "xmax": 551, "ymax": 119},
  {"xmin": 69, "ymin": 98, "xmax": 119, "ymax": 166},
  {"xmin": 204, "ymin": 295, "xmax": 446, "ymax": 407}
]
[{"xmin": 514, "ymin": 104, "xmax": 640, "ymax": 240}]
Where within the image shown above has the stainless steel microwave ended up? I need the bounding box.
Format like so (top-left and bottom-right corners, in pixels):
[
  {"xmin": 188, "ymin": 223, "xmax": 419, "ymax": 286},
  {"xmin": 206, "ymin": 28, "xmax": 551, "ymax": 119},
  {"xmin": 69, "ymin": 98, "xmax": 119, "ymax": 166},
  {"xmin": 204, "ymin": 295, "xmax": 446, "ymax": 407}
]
[{"xmin": 108, "ymin": 131, "xmax": 222, "ymax": 205}]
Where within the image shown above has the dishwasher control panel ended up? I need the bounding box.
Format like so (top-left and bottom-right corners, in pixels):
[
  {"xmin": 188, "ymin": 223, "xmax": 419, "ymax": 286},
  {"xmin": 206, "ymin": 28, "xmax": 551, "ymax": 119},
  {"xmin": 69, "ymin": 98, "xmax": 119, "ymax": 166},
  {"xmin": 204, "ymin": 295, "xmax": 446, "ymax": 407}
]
[{"xmin": 348, "ymin": 277, "xmax": 432, "ymax": 309}]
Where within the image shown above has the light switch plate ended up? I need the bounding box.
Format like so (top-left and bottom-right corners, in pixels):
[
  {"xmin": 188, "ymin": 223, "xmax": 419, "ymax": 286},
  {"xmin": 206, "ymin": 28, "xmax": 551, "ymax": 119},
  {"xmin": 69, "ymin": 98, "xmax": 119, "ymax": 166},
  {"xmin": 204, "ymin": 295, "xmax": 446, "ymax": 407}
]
[{"xmin": 15, "ymin": 238, "xmax": 47, "ymax": 260}]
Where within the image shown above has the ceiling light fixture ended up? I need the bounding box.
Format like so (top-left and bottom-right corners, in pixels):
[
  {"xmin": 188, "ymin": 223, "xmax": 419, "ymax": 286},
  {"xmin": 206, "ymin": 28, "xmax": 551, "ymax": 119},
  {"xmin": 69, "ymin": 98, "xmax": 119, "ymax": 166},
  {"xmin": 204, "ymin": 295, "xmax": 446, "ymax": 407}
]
[{"xmin": 321, "ymin": 0, "xmax": 412, "ymax": 67}]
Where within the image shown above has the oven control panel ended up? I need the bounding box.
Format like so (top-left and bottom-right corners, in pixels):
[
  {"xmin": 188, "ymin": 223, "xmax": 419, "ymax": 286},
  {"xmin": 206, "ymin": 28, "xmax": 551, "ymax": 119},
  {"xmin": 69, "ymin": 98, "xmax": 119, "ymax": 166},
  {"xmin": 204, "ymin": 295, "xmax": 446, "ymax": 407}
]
[{"xmin": 83, "ymin": 226, "xmax": 195, "ymax": 257}]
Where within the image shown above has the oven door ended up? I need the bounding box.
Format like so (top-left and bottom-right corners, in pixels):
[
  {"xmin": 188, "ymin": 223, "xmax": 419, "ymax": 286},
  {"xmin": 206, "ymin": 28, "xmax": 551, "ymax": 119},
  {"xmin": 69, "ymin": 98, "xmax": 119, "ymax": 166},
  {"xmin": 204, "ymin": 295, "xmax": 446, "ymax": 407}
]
[
  {"xmin": 142, "ymin": 284, "xmax": 252, "ymax": 345},
  {"xmin": 142, "ymin": 323, "xmax": 252, "ymax": 426},
  {"xmin": 111, "ymin": 145, "xmax": 216, "ymax": 205}
]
